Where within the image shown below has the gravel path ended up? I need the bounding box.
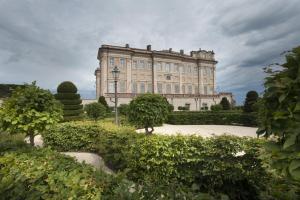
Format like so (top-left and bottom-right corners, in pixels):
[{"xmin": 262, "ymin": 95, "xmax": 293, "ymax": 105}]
[{"xmin": 137, "ymin": 124, "xmax": 258, "ymax": 137}]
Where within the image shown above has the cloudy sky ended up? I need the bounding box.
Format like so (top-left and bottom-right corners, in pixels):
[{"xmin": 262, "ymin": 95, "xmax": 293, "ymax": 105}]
[{"xmin": 0, "ymin": 0, "xmax": 299, "ymax": 104}]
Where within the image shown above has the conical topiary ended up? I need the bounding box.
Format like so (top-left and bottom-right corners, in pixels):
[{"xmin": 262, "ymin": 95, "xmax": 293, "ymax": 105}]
[{"xmin": 55, "ymin": 81, "xmax": 83, "ymax": 121}]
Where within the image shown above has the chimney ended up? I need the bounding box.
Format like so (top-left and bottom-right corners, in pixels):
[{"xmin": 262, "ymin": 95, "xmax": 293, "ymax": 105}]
[
  {"xmin": 147, "ymin": 45, "xmax": 151, "ymax": 51},
  {"xmin": 180, "ymin": 49, "xmax": 184, "ymax": 55},
  {"xmin": 169, "ymin": 48, "xmax": 172, "ymax": 52},
  {"xmin": 125, "ymin": 44, "xmax": 129, "ymax": 48}
]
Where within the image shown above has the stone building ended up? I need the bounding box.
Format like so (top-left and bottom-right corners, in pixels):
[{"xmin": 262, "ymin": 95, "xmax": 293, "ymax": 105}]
[{"xmin": 95, "ymin": 44, "xmax": 234, "ymax": 110}]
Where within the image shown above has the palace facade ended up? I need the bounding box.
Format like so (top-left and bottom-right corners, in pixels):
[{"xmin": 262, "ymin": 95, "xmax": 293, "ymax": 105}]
[{"xmin": 95, "ymin": 44, "xmax": 234, "ymax": 110}]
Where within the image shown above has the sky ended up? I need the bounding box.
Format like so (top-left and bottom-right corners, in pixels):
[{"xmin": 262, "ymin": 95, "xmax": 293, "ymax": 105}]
[{"xmin": 0, "ymin": 0, "xmax": 300, "ymax": 104}]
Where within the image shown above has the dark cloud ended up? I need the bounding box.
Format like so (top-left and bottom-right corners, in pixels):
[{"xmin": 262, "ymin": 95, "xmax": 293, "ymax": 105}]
[{"xmin": 0, "ymin": 0, "xmax": 300, "ymax": 104}]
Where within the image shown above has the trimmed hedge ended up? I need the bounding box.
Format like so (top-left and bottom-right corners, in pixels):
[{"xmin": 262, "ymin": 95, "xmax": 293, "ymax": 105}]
[
  {"xmin": 59, "ymin": 99, "xmax": 83, "ymax": 105},
  {"xmin": 167, "ymin": 111, "xmax": 257, "ymax": 127},
  {"xmin": 55, "ymin": 93, "xmax": 80, "ymax": 100},
  {"xmin": 63, "ymin": 104, "xmax": 83, "ymax": 110},
  {"xmin": 43, "ymin": 121, "xmax": 273, "ymax": 199},
  {"xmin": 57, "ymin": 81, "xmax": 77, "ymax": 93},
  {"xmin": 63, "ymin": 109, "xmax": 83, "ymax": 116}
]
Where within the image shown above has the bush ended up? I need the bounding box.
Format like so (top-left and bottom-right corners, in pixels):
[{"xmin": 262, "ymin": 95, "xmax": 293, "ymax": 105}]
[
  {"xmin": 210, "ymin": 104, "xmax": 222, "ymax": 111},
  {"xmin": 84, "ymin": 102, "xmax": 107, "ymax": 120},
  {"xmin": 167, "ymin": 111, "xmax": 257, "ymax": 127},
  {"xmin": 243, "ymin": 91, "xmax": 259, "ymax": 113},
  {"xmin": 55, "ymin": 81, "xmax": 83, "ymax": 121},
  {"xmin": 118, "ymin": 104, "xmax": 129, "ymax": 116},
  {"xmin": 98, "ymin": 96, "xmax": 109, "ymax": 111},
  {"xmin": 43, "ymin": 121, "xmax": 277, "ymax": 199},
  {"xmin": 128, "ymin": 94, "xmax": 170, "ymax": 134},
  {"xmin": 178, "ymin": 106, "xmax": 189, "ymax": 111},
  {"xmin": 220, "ymin": 97, "xmax": 231, "ymax": 110}
]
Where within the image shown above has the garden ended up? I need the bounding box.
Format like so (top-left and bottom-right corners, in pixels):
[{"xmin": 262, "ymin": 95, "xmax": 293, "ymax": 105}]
[{"xmin": 0, "ymin": 47, "xmax": 300, "ymax": 199}]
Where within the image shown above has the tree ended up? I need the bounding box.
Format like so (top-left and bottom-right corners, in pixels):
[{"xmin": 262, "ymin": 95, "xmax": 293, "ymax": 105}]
[
  {"xmin": 220, "ymin": 97, "xmax": 231, "ymax": 110},
  {"xmin": 0, "ymin": 82, "xmax": 62, "ymax": 146},
  {"xmin": 84, "ymin": 102, "xmax": 107, "ymax": 121},
  {"xmin": 257, "ymin": 46, "xmax": 300, "ymax": 181},
  {"xmin": 55, "ymin": 81, "xmax": 83, "ymax": 121},
  {"xmin": 128, "ymin": 94, "xmax": 170, "ymax": 134},
  {"xmin": 98, "ymin": 96, "xmax": 109, "ymax": 111},
  {"xmin": 243, "ymin": 91, "xmax": 259, "ymax": 112}
]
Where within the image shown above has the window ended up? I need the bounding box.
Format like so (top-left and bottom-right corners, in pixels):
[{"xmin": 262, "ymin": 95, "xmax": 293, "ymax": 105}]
[
  {"xmin": 165, "ymin": 63, "xmax": 170, "ymax": 72},
  {"xmin": 109, "ymin": 57, "xmax": 114, "ymax": 66},
  {"xmin": 166, "ymin": 75, "xmax": 171, "ymax": 80},
  {"xmin": 210, "ymin": 86, "xmax": 214, "ymax": 94},
  {"xmin": 147, "ymin": 61, "xmax": 151, "ymax": 70},
  {"xmin": 120, "ymin": 58, "xmax": 125, "ymax": 67},
  {"xmin": 174, "ymin": 64, "xmax": 179, "ymax": 72},
  {"xmin": 170, "ymin": 63, "xmax": 174, "ymax": 72},
  {"xmin": 119, "ymin": 81, "xmax": 126, "ymax": 93},
  {"xmin": 188, "ymin": 85, "xmax": 192, "ymax": 94},
  {"xmin": 156, "ymin": 62, "xmax": 162, "ymax": 71},
  {"xmin": 166, "ymin": 84, "xmax": 171, "ymax": 93},
  {"xmin": 108, "ymin": 82, "xmax": 114, "ymax": 93},
  {"xmin": 147, "ymin": 83, "xmax": 152, "ymax": 93},
  {"xmin": 139, "ymin": 60, "xmax": 144, "ymax": 69},
  {"xmin": 182, "ymin": 85, "xmax": 185, "ymax": 94},
  {"xmin": 202, "ymin": 103, "xmax": 208, "ymax": 110},
  {"xmin": 140, "ymin": 83, "xmax": 145, "ymax": 93},
  {"xmin": 133, "ymin": 61, "xmax": 137, "ymax": 69},
  {"xmin": 188, "ymin": 66, "xmax": 192, "ymax": 73},
  {"xmin": 194, "ymin": 66, "xmax": 198, "ymax": 73},
  {"xmin": 203, "ymin": 68, "xmax": 207, "ymax": 75},
  {"xmin": 194, "ymin": 86, "xmax": 198, "ymax": 94},
  {"xmin": 157, "ymin": 83, "xmax": 163, "ymax": 94},
  {"xmin": 132, "ymin": 82, "xmax": 137, "ymax": 93},
  {"xmin": 174, "ymin": 84, "xmax": 180, "ymax": 93},
  {"xmin": 204, "ymin": 85, "xmax": 208, "ymax": 95}
]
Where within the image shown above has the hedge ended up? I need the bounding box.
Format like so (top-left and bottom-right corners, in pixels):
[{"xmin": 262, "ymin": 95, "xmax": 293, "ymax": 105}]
[
  {"xmin": 63, "ymin": 104, "xmax": 83, "ymax": 110},
  {"xmin": 59, "ymin": 99, "xmax": 83, "ymax": 105},
  {"xmin": 63, "ymin": 109, "xmax": 83, "ymax": 116},
  {"xmin": 42, "ymin": 121, "xmax": 281, "ymax": 199},
  {"xmin": 167, "ymin": 111, "xmax": 257, "ymax": 127},
  {"xmin": 54, "ymin": 93, "xmax": 81, "ymax": 100}
]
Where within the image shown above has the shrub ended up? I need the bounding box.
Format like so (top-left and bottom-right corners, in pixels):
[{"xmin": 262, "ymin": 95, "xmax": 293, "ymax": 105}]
[
  {"xmin": 84, "ymin": 102, "xmax": 107, "ymax": 120},
  {"xmin": 98, "ymin": 96, "xmax": 109, "ymax": 111},
  {"xmin": 128, "ymin": 94, "xmax": 170, "ymax": 134},
  {"xmin": 220, "ymin": 97, "xmax": 231, "ymax": 110},
  {"xmin": 118, "ymin": 104, "xmax": 129, "ymax": 116},
  {"xmin": 167, "ymin": 111, "xmax": 257, "ymax": 127},
  {"xmin": 243, "ymin": 91, "xmax": 259, "ymax": 113},
  {"xmin": 43, "ymin": 121, "xmax": 277, "ymax": 199},
  {"xmin": 55, "ymin": 81, "xmax": 83, "ymax": 121},
  {"xmin": 210, "ymin": 104, "xmax": 222, "ymax": 111},
  {"xmin": 0, "ymin": 82, "xmax": 62, "ymax": 146},
  {"xmin": 178, "ymin": 106, "xmax": 189, "ymax": 111}
]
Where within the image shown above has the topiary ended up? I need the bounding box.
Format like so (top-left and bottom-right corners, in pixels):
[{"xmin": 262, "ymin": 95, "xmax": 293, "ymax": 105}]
[
  {"xmin": 55, "ymin": 81, "xmax": 83, "ymax": 121},
  {"xmin": 98, "ymin": 96, "xmax": 109, "ymax": 111},
  {"xmin": 84, "ymin": 102, "xmax": 107, "ymax": 121},
  {"xmin": 220, "ymin": 97, "xmax": 231, "ymax": 110},
  {"xmin": 243, "ymin": 91, "xmax": 259, "ymax": 113},
  {"xmin": 128, "ymin": 94, "xmax": 170, "ymax": 134}
]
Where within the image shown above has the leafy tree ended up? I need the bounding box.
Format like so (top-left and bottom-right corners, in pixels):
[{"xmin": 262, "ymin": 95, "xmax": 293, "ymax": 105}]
[
  {"xmin": 98, "ymin": 96, "xmax": 109, "ymax": 111},
  {"xmin": 243, "ymin": 91, "xmax": 259, "ymax": 112},
  {"xmin": 0, "ymin": 82, "xmax": 62, "ymax": 146},
  {"xmin": 211, "ymin": 104, "xmax": 222, "ymax": 111},
  {"xmin": 220, "ymin": 97, "xmax": 231, "ymax": 110},
  {"xmin": 128, "ymin": 94, "xmax": 170, "ymax": 134},
  {"xmin": 84, "ymin": 102, "xmax": 106, "ymax": 121},
  {"xmin": 257, "ymin": 46, "xmax": 300, "ymax": 182},
  {"xmin": 55, "ymin": 81, "xmax": 83, "ymax": 121}
]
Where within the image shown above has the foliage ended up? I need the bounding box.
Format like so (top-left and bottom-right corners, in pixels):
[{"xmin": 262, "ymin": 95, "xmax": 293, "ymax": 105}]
[
  {"xmin": 210, "ymin": 104, "xmax": 223, "ymax": 111},
  {"xmin": 167, "ymin": 111, "xmax": 257, "ymax": 127},
  {"xmin": 118, "ymin": 104, "xmax": 129, "ymax": 116},
  {"xmin": 98, "ymin": 96, "xmax": 109, "ymax": 111},
  {"xmin": 0, "ymin": 84, "xmax": 25, "ymax": 98},
  {"xmin": 178, "ymin": 106, "xmax": 189, "ymax": 111},
  {"xmin": 55, "ymin": 81, "xmax": 83, "ymax": 121},
  {"xmin": 84, "ymin": 102, "xmax": 107, "ymax": 120},
  {"xmin": 243, "ymin": 91, "xmax": 259, "ymax": 113},
  {"xmin": 0, "ymin": 82, "xmax": 62, "ymax": 146},
  {"xmin": 257, "ymin": 46, "xmax": 300, "ymax": 182},
  {"xmin": 43, "ymin": 121, "xmax": 287, "ymax": 199},
  {"xmin": 220, "ymin": 97, "xmax": 231, "ymax": 110},
  {"xmin": 128, "ymin": 94, "xmax": 170, "ymax": 134}
]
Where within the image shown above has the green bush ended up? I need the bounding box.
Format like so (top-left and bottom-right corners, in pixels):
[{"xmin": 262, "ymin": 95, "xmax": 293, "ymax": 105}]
[
  {"xmin": 118, "ymin": 104, "xmax": 129, "ymax": 116},
  {"xmin": 55, "ymin": 81, "xmax": 83, "ymax": 121},
  {"xmin": 210, "ymin": 104, "xmax": 222, "ymax": 111},
  {"xmin": 220, "ymin": 97, "xmax": 231, "ymax": 110},
  {"xmin": 44, "ymin": 121, "xmax": 274, "ymax": 199},
  {"xmin": 243, "ymin": 91, "xmax": 259, "ymax": 113},
  {"xmin": 98, "ymin": 96, "xmax": 109, "ymax": 111},
  {"xmin": 167, "ymin": 111, "xmax": 257, "ymax": 127},
  {"xmin": 84, "ymin": 103, "xmax": 107, "ymax": 120}
]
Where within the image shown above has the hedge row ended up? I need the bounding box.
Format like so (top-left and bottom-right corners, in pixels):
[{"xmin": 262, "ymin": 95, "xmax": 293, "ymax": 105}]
[
  {"xmin": 42, "ymin": 121, "xmax": 288, "ymax": 199},
  {"xmin": 167, "ymin": 111, "xmax": 257, "ymax": 127}
]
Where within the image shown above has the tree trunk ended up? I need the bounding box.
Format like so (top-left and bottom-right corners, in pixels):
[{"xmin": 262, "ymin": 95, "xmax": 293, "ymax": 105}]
[
  {"xmin": 29, "ymin": 134, "xmax": 35, "ymax": 146},
  {"xmin": 145, "ymin": 126, "xmax": 154, "ymax": 135}
]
